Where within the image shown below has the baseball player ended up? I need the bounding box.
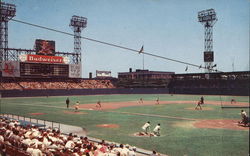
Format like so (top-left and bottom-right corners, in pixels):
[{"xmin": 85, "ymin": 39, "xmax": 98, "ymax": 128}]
[
  {"xmin": 239, "ymin": 110, "xmax": 249, "ymax": 126},
  {"xmin": 231, "ymin": 98, "xmax": 236, "ymax": 104},
  {"xmin": 66, "ymin": 97, "xmax": 70, "ymax": 108},
  {"xmin": 200, "ymin": 96, "xmax": 204, "ymax": 104},
  {"xmin": 96, "ymin": 100, "xmax": 102, "ymax": 108},
  {"xmin": 75, "ymin": 101, "xmax": 80, "ymax": 112},
  {"xmin": 195, "ymin": 101, "xmax": 202, "ymax": 110},
  {"xmin": 153, "ymin": 123, "xmax": 161, "ymax": 136},
  {"xmin": 156, "ymin": 97, "xmax": 160, "ymax": 105},
  {"xmin": 139, "ymin": 98, "xmax": 143, "ymax": 104},
  {"xmin": 142, "ymin": 121, "xmax": 151, "ymax": 134}
]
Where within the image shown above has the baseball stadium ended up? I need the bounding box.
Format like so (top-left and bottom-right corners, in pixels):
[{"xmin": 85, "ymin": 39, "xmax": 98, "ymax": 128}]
[{"xmin": 0, "ymin": 1, "xmax": 249, "ymax": 156}]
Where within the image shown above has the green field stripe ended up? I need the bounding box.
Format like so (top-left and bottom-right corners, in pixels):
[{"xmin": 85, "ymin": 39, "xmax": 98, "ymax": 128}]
[
  {"xmin": 107, "ymin": 111, "xmax": 197, "ymax": 121},
  {"xmin": 8, "ymin": 103, "xmax": 197, "ymax": 121},
  {"xmin": 4, "ymin": 103, "xmax": 91, "ymax": 110}
]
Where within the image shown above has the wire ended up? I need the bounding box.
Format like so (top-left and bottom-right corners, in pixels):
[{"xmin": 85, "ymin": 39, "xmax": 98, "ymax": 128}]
[{"xmin": 10, "ymin": 18, "xmax": 220, "ymax": 72}]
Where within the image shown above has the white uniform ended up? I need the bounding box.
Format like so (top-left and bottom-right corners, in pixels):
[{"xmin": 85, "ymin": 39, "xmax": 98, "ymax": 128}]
[
  {"xmin": 65, "ymin": 140, "xmax": 75, "ymax": 149},
  {"xmin": 142, "ymin": 122, "xmax": 150, "ymax": 133},
  {"xmin": 241, "ymin": 111, "xmax": 247, "ymax": 118},
  {"xmin": 153, "ymin": 125, "xmax": 160, "ymax": 136},
  {"xmin": 121, "ymin": 147, "xmax": 130, "ymax": 156},
  {"xmin": 128, "ymin": 149, "xmax": 136, "ymax": 156}
]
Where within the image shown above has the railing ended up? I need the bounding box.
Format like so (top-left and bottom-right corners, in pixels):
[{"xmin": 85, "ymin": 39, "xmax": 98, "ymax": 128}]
[{"xmin": 0, "ymin": 113, "xmax": 60, "ymax": 130}]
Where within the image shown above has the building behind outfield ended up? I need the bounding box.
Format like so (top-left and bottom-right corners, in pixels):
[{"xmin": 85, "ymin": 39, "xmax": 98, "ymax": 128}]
[
  {"xmin": 117, "ymin": 69, "xmax": 174, "ymax": 88},
  {"xmin": 117, "ymin": 70, "xmax": 249, "ymax": 96}
]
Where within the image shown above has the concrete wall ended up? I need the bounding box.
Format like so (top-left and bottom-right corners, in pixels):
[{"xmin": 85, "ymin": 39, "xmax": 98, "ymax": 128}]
[{"xmin": 0, "ymin": 88, "xmax": 169, "ymax": 98}]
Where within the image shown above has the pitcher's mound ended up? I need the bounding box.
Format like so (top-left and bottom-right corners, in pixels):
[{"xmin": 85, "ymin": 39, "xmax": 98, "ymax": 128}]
[
  {"xmin": 29, "ymin": 113, "xmax": 45, "ymax": 115},
  {"xmin": 96, "ymin": 124, "xmax": 120, "ymax": 128},
  {"xmin": 63, "ymin": 111, "xmax": 87, "ymax": 115}
]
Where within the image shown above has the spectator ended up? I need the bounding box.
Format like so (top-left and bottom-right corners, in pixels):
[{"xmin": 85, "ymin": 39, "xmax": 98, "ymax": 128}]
[
  {"xmin": 0, "ymin": 117, "xmax": 138, "ymax": 156},
  {"xmin": 150, "ymin": 150, "xmax": 157, "ymax": 156},
  {"xmin": 128, "ymin": 146, "xmax": 136, "ymax": 156}
]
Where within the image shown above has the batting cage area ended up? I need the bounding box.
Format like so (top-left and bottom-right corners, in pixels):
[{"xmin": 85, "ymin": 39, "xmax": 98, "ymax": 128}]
[{"xmin": 1, "ymin": 94, "xmax": 249, "ymax": 156}]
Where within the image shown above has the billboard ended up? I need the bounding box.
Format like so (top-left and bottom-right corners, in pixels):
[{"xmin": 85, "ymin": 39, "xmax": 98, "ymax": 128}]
[
  {"xmin": 69, "ymin": 64, "xmax": 81, "ymax": 78},
  {"xmin": 20, "ymin": 63, "xmax": 69, "ymax": 78},
  {"xmin": 96, "ymin": 70, "xmax": 111, "ymax": 78},
  {"xmin": 204, "ymin": 51, "xmax": 214, "ymax": 62},
  {"xmin": 1, "ymin": 61, "xmax": 20, "ymax": 77},
  {"xmin": 35, "ymin": 39, "xmax": 55, "ymax": 55},
  {"xmin": 19, "ymin": 54, "xmax": 69, "ymax": 64}
]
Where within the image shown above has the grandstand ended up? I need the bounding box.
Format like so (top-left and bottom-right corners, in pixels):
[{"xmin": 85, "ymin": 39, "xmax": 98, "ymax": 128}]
[
  {"xmin": 169, "ymin": 71, "xmax": 250, "ymax": 96},
  {"xmin": 0, "ymin": 77, "xmax": 116, "ymax": 90},
  {"xmin": 1, "ymin": 71, "xmax": 249, "ymax": 97},
  {"xmin": 0, "ymin": 115, "xmax": 140, "ymax": 156}
]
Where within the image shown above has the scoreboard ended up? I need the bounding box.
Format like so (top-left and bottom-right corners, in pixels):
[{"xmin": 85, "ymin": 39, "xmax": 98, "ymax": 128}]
[
  {"xmin": 1, "ymin": 39, "xmax": 82, "ymax": 78},
  {"xmin": 204, "ymin": 51, "xmax": 214, "ymax": 62},
  {"xmin": 1, "ymin": 56, "xmax": 81, "ymax": 78},
  {"xmin": 20, "ymin": 62, "xmax": 69, "ymax": 78}
]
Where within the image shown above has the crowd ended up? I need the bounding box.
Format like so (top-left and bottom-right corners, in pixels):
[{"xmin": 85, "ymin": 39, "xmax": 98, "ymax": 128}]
[
  {"xmin": 79, "ymin": 80, "xmax": 115, "ymax": 89},
  {"xmin": 19, "ymin": 81, "xmax": 46, "ymax": 90},
  {"xmin": 0, "ymin": 82, "xmax": 23, "ymax": 90},
  {"xmin": 0, "ymin": 117, "xmax": 139, "ymax": 156},
  {"xmin": 0, "ymin": 79, "xmax": 116, "ymax": 90}
]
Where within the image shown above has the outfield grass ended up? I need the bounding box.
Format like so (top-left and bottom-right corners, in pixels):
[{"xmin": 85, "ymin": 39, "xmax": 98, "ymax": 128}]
[{"xmin": 1, "ymin": 94, "xmax": 249, "ymax": 156}]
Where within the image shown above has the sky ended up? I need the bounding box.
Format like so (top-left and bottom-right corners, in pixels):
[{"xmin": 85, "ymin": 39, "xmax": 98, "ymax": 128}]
[{"xmin": 3, "ymin": 0, "xmax": 250, "ymax": 78}]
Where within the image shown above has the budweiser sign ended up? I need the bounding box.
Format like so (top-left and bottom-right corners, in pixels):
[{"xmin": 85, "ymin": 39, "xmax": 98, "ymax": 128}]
[{"xmin": 19, "ymin": 54, "xmax": 69, "ymax": 64}]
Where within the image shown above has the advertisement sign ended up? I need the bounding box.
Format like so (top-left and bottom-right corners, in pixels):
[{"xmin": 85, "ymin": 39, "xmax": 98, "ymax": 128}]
[
  {"xmin": 2, "ymin": 61, "xmax": 20, "ymax": 77},
  {"xmin": 35, "ymin": 39, "xmax": 55, "ymax": 56},
  {"xmin": 19, "ymin": 54, "xmax": 69, "ymax": 64},
  {"xmin": 96, "ymin": 70, "xmax": 111, "ymax": 77},
  {"xmin": 69, "ymin": 64, "xmax": 81, "ymax": 78},
  {"xmin": 204, "ymin": 51, "xmax": 214, "ymax": 62}
]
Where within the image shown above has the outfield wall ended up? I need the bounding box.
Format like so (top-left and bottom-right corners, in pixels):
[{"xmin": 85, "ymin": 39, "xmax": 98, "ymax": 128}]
[
  {"xmin": 1, "ymin": 87, "xmax": 249, "ymax": 98},
  {"xmin": 0, "ymin": 88, "xmax": 169, "ymax": 98},
  {"xmin": 169, "ymin": 87, "xmax": 249, "ymax": 96}
]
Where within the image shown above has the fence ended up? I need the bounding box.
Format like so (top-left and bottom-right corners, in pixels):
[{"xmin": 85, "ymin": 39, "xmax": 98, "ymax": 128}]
[{"xmin": 0, "ymin": 113, "xmax": 60, "ymax": 130}]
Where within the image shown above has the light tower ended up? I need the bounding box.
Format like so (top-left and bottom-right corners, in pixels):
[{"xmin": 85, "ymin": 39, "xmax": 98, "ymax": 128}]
[
  {"xmin": 198, "ymin": 9, "xmax": 217, "ymax": 72},
  {"xmin": 0, "ymin": 2, "xmax": 16, "ymax": 63},
  {"xmin": 69, "ymin": 15, "xmax": 87, "ymax": 64}
]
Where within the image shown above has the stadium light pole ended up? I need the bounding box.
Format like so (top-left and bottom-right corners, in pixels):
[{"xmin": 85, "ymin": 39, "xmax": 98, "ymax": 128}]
[
  {"xmin": 69, "ymin": 15, "xmax": 87, "ymax": 65},
  {"xmin": 0, "ymin": 2, "xmax": 16, "ymax": 62},
  {"xmin": 0, "ymin": 1, "xmax": 16, "ymax": 116},
  {"xmin": 198, "ymin": 9, "xmax": 217, "ymax": 73},
  {"xmin": 0, "ymin": 86, "xmax": 1, "ymax": 114},
  {"xmin": 0, "ymin": 75, "xmax": 2, "ymax": 115}
]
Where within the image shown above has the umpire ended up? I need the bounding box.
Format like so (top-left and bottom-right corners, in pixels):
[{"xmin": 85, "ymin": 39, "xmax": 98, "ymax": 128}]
[{"xmin": 66, "ymin": 97, "xmax": 70, "ymax": 108}]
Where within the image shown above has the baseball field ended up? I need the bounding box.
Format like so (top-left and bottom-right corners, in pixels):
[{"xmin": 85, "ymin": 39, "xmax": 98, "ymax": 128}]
[{"xmin": 0, "ymin": 94, "xmax": 249, "ymax": 156}]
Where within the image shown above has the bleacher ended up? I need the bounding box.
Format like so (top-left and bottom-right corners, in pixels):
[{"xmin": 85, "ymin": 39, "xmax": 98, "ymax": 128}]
[
  {"xmin": 0, "ymin": 78, "xmax": 117, "ymax": 90},
  {"xmin": 0, "ymin": 115, "xmax": 142, "ymax": 156},
  {"xmin": 0, "ymin": 116, "xmax": 45, "ymax": 128}
]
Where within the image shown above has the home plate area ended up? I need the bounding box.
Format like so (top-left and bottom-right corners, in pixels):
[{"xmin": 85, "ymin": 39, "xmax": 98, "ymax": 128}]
[{"xmin": 133, "ymin": 132, "xmax": 161, "ymax": 137}]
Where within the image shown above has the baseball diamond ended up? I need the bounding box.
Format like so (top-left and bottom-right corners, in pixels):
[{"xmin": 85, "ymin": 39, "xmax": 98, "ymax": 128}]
[
  {"xmin": 0, "ymin": 0, "xmax": 249, "ymax": 156},
  {"xmin": 1, "ymin": 94, "xmax": 249, "ymax": 155}
]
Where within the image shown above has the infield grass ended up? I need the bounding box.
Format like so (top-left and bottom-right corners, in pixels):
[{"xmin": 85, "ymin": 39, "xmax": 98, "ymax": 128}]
[{"xmin": 0, "ymin": 94, "xmax": 249, "ymax": 156}]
